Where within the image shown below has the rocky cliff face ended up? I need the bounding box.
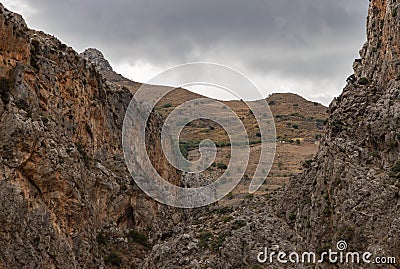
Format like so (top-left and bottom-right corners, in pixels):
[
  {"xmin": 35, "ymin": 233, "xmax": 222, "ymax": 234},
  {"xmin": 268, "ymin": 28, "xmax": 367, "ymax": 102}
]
[
  {"xmin": 0, "ymin": 4, "xmax": 181, "ymax": 268},
  {"xmin": 1, "ymin": 0, "xmax": 399, "ymax": 268},
  {"xmin": 281, "ymin": 0, "xmax": 400, "ymax": 264},
  {"xmin": 142, "ymin": 0, "xmax": 400, "ymax": 268}
]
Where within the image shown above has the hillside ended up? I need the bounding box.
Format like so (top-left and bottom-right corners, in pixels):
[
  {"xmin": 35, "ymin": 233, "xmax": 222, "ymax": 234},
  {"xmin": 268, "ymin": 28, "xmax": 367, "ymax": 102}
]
[
  {"xmin": 82, "ymin": 48, "xmax": 328, "ymax": 197},
  {"xmin": 1, "ymin": 0, "xmax": 398, "ymax": 268}
]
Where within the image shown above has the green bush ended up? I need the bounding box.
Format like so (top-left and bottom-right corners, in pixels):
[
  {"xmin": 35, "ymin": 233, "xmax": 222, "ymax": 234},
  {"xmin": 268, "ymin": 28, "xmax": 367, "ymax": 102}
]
[
  {"xmin": 245, "ymin": 194, "xmax": 254, "ymax": 199},
  {"xmin": 315, "ymin": 134, "xmax": 322, "ymax": 140},
  {"xmin": 215, "ymin": 162, "xmax": 227, "ymax": 170},
  {"xmin": 256, "ymin": 132, "xmax": 261, "ymax": 138},
  {"xmin": 104, "ymin": 251, "xmax": 122, "ymax": 267},
  {"xmin": 232, "ymin": 219, "xmax": 246, "ymax": 230},
  {"xmin": 346, "ymin": 74, "xmax": 357, "ymax": 84},
  {"xmin": 128, "ymin": 230, "xmax": 149, "ymax": 247},
  {"xmin": 96, "ymin": 232, "xmax": 107, "ymax": 245},
  {"xmin": 162, "ymin": 103, "xmax": 172, "ymax": 108},
  {"xmin": 391, "ymin": 161, "xmax": 400, "ymax": 173},
  {"xmin": 198, "ymin": 231, "xmax": 213, "ymax": 248},
  {"xmin": 303, "ymin": 159, "xmax": 313, "ymax": 169},
  {"xmin": 358, "ymin": 77, "xmax": 369, "ymax": 85},
  {"xmin": 390, "ymin": 161, "xmax": 400, "ymax": 178},
  {"xmin": 0, "ymin": 78, "xmax": 12, "ymax": 104},
  {"xmin": 292, "ymin": 124, "xmax": 299, "ymax": 129},
  {"xmin": 288, "ymin": 212, "xmax": 296, "ymax": 221},
  {"xmin": 222, "ymin": 216, "xmax": 233, "ymax": 223}
]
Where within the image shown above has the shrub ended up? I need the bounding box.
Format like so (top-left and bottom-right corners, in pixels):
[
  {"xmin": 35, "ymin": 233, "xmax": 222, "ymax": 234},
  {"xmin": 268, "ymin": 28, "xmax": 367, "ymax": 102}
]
[
  {"xmin": 268, "ymin": 100, "xmax": 276, "ymax": 106},
  {"xmin": 315, "ymin": 134, "xmax": 322, "ymax": 140},
  {"xmin": 96, "ymin": 232, "xmax": 107, "ymax": 245},
  {"xmin": 104, "ymin": 251, "xmax": 122, "ymax": 267},
  {"xmin": 0, "ymin": 78, "xmax": 12, "ymax": 104},
  {"xmin": 226, "ymin": 192, "xmax": 233, "ymax": 200},
  {"xmin": 303, "ymin": 159, "xmax": 313, "ymax": 169},
  {"xmin": 346, "ymin": 74, "xmax": 356, "ymax": 84},
  {"xmin": 218, "ymin": 206, "xmax": 233, "ymax": 214},
  {"xmin": 222, "ymin": 216, "xmax": 233, "ymax": 223},
  {"xmin": 209, "ymin": 125, "xmax": 215, "ymax": 130},
  {"xmin": 179, "ymin": 142, "xmax": 189, "ymax": 158},
  {"xmin": 292, "ymin": 124, "xmax": 299, "ymax": 129},
  {"xmin": 198, "ymin": 231, "xmax": 212, "ymax": 248},
  {"xmin": 392, "ymin": 8, "xmax": 398, "ymax": 17},
  {"xmin": 245, "ymin": 194, "xmax": 254, "ymax": 199},
  {"xmin": 232, "ymin": 219, "xmax": 246, "ymax": 230},
  {"xmin": 288, "ymin": 212, "xmax": 296, "ymax": 221},
  {"xmin": 390, "ymin": 161, "xmax": 400, "ymax": 178},
  {"xmin": 358, "ymin": 77, "xmax": 369, "ymax": 85},
  {"xmin": 256, "ymin": 132, "xmax": 261, "ymax": 138},
  {"xmin": 162, "ymin": 103, "xmax": 172, "ymax": 108},
  {"xmin": 392, "ymin": 161, "xmax": 400, "ymax": 173},
  {"xmin": 215, "ymin": 162, "xmax": 227, "ymax": 170},
  {"xmin": 296, "ymin": 139, "xmax": 301, "ymax": 145},
  {"xmin": 128, "ymin": 230, "xmax": 149, "ymax": 247}
]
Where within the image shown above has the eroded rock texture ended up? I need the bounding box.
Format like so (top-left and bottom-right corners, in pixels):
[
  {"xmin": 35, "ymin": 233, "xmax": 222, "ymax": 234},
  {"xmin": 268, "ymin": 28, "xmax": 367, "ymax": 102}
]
[{"xmin": 0, "ymin": 4, "xmax": 181, "ymax": 268}]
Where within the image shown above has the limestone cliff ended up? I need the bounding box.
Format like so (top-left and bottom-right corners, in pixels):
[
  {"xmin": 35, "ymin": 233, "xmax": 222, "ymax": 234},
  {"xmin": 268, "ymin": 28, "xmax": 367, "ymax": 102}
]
[
  {"xmin": 281, "ymin": 0, "xmax": 400, "ymax": 264},
  {"xmin": 0, "ymin": 3, "xmax": 181, "ymax": 268},
  {"xmin": 142, "ymin": 0, "xmax": 400, "ymax": 268}
]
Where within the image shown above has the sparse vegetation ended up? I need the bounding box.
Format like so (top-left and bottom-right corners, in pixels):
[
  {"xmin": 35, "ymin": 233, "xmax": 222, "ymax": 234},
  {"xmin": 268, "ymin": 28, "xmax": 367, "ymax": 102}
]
[
  {"xmin": 104, "ymin": 251, "xmax": 122, "ymax": 267},
  {"xmin": 346, "ymin": 74, "xmax": 357, "ymax": 84},
  {"xmin": 128, "ymin": 230, "xmax": 149, "ymax": 247},
  {"xmin": 244, "ymin": 193, "xmax": 254, "ymax": 199},
  {"xmin": 358, "ymin": 77, "xmax": 369, "ymax": 85},
  {"xmin": 288, "ymin": 212, "xmax": 296, "ymax": 221},
  {"xmin": 0, "ymin": 78, "xmax": 12, "ymax": 104},
  {"xmin": 392, "ymin": 8, "xmax": 398, "ymax": 17},
  {"xmin": 161, "ymin": 103, "xmax": 172, "ymax": 108},
  {"xmin": 232, "ymin": 219, "xmax": 246, "ymax": 230},
  {"xmin": 222, "ymin": 215, "xmax": 234, "ymax": 223},
  {"xmin": 215, "ymin": 162, "xmax": 227, "ymax": 170},
  {"xmin": 302, "ymin": 159, "xmax": 314, "ymax": 169},
  {"xmin": 389, "ymin": 161, "xmax": 400, "ymax": 178},
  {"xmin": 198, "ymin": 231, "xmax": 213, "ymax": 249},
  {"xmin": 96, "ymin": 232, "xmax": 107, "ymax": 245}
]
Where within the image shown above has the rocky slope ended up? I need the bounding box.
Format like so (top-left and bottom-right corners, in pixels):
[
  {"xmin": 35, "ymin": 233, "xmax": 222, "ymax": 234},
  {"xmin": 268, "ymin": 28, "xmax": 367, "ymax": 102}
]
[
  {"xmin": 1, "ymin": 0, "xmax": 399, "ymax": 268},
  {"xmin": 0, "ymin": 4, "xmax": 182, "ymax": 268},
  {"xmin": 142, "ymin": 0, "xmax": 400, "ymax": 268},
  {"xmin": 281, "ymin": 0, "xmax": 400, "ymax": 262}
]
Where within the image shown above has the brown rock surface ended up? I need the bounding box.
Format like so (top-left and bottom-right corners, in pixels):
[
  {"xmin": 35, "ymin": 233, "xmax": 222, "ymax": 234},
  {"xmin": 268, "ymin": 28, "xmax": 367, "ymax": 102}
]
[{"xmin": 0, "ymin": 3, "xmax": 181, "ymax": 268}]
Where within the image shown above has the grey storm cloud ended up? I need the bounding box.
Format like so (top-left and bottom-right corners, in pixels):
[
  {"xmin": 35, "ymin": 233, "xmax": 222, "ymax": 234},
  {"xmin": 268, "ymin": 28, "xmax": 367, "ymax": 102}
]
[{"xmin": 3, "ymin": 0, "xmax": 370, "ymax": 104}]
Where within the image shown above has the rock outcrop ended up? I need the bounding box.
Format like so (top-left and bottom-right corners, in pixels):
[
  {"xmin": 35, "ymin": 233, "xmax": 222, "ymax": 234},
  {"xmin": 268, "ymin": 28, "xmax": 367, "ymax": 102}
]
[
  {"xmin": 281, "ymin": 0, "xmax": 400, "ymax": 265},
  {"xmin": 1, "ymin": 0, "xmax": 399, "ymax": 268},
  {"xmin": 142, "ymin": 0, "xmax": 400, "ymax": 268},
  {"xmin": 0, "ymin": 3, "xmax": 181, "ymax": 268}
]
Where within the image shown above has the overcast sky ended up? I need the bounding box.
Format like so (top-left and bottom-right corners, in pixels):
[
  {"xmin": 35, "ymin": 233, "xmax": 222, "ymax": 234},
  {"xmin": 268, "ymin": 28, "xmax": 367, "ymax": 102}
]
[{"xmin": 3, "ymin": 0, "xmax": 369, "ymax": 105}]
